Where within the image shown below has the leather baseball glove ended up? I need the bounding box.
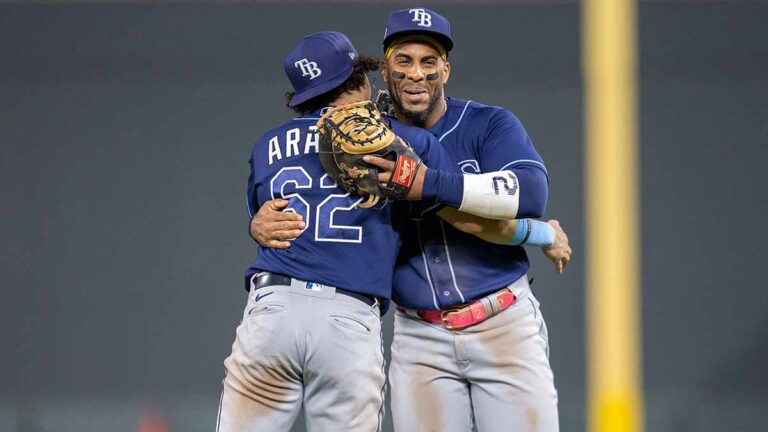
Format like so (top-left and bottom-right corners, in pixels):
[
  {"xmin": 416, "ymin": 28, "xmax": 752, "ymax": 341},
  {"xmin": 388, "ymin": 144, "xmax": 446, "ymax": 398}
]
[{"xmin": 316, "ymin": 101, "xmax": 422, "ymax": 208}]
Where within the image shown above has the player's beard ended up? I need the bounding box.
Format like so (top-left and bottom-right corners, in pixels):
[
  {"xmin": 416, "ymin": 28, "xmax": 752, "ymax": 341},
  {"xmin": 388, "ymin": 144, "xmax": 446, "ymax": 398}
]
[{"xmin": 391, "ymin": 86, "xmax": 443, "ymax": 128}]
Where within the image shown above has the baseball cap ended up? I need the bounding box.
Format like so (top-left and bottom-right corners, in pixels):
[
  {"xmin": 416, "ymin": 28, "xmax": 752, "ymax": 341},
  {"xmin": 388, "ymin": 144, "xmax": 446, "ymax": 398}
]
[
  {"xmin": 382, "ymin": 7, "xmax": 454, "ymax": 54},
  {"xmin": 284, "ymin": 31, "xmax": 359, "ymax": 107}
]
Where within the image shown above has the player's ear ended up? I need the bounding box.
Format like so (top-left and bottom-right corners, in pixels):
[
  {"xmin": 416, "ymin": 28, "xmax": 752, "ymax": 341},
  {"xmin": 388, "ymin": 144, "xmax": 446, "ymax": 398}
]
[
  {"xmin": 442, "ymin": 61, "xmax": 451, "ymax": 85},
  {"xmin": 380, "ymin": 60, "xmax": 389, "ymax": 84}
]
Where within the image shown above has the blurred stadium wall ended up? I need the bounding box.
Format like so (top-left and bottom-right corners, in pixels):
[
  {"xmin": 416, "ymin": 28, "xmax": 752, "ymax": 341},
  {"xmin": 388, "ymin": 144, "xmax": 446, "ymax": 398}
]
[{"xmin": 1, "ymin": 1, "xmax": 766, "ymax": 431}]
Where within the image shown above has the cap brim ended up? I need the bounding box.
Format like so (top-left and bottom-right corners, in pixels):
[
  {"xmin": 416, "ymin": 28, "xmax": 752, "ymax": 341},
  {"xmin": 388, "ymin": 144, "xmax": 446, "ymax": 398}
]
[{"xmin": 383, "ymin": 30, "xmax": 454, "ymax": 53}]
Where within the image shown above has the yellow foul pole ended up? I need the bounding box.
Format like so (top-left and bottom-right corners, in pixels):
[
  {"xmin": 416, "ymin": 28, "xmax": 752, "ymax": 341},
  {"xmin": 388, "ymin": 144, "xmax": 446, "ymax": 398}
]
[{"xmin": 583, "ymin": 0, "xmax": 644, "ymax": 431}]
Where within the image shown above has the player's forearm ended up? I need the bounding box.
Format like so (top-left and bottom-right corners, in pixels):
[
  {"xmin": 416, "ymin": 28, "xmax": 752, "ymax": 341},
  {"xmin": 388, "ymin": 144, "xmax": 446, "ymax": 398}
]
[
  {"xmin": 421, "ymin": 165, "xmax": 548, "ymax": 220},
  {"xmin": 437, "ymin": 207, "xmax": 555, "ymax": 246},
  {"xmin": 436, "ymin": 206, "xmax": 515, "ymax": 244}
]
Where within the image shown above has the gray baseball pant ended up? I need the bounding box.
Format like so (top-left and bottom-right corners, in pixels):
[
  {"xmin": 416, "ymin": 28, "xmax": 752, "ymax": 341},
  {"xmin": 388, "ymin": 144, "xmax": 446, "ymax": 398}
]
[
  {"xmin": 389, "ymin": 275, "xmax": 559, "ymax": 432},
  {"xmin": 216, "ymin": 277, "xmax": 386, "ymax": 432}
]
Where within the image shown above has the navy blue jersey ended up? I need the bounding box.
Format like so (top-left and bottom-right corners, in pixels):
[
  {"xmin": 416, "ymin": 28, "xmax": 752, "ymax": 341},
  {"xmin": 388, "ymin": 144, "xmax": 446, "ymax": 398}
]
[
  {"xmin": 393, "ymin": 98, "xmax": 549, "ymax": 309},
  {"xmin": 245, "ymin": 108, "xmax": 456, "ymax": 299}
]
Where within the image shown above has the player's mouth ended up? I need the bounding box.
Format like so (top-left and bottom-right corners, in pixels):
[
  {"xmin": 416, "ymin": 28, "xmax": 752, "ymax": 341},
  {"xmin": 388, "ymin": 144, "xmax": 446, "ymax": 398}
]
[{"xmin": 401, "ymin": 86, "xmax": 429, "ymax": 105}]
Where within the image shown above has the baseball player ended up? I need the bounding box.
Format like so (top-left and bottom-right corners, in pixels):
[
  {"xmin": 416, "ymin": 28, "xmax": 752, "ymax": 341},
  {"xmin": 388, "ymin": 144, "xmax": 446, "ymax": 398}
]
[
  {"xmin": 217, "ymin": 31, "xmax": 465, "ymax": 432},
  {"xmin": 254, "ymin": 9, "xmax": 567, "ymax": 432},
  {"xmin": 247, "ymin": 11, "xmax": 572, "ymax": 432},
  {"xmin": 379, "ymin": 8, "xmax": 562, "ymax": 432}
]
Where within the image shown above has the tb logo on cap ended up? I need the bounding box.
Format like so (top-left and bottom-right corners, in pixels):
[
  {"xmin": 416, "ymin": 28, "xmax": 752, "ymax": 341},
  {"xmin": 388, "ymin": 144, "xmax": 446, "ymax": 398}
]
[
  {"xmin": 409, "ymin": 8, "xmax": 432, "ymax": 27},
  {"xmin": 295, "ymin": 59, "xmax": 322, "ymax": 80}
]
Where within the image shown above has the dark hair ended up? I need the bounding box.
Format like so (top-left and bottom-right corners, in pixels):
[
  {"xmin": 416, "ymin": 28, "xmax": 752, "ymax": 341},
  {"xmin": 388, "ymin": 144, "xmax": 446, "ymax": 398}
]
[{"xmin": 286, "ymin": 55, "xmax": 379, "ymax": 115}]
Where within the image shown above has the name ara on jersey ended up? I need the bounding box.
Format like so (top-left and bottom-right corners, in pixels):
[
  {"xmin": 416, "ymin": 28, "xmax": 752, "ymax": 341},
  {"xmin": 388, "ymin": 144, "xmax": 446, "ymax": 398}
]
[{"xmin": 268, "ymin": 126, "xmax": 319, "ymax": 165}]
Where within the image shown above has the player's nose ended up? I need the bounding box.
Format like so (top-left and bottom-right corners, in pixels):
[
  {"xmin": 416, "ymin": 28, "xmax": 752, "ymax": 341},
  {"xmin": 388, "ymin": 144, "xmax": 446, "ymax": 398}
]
[{"xmin": 406, "ymin": 65, "xmax": 426, "ymax": 81}]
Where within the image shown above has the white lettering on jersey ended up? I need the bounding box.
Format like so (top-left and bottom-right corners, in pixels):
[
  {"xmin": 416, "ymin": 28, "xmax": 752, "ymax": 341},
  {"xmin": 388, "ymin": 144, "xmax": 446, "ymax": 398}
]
[
  {"xmin": 319, "ymin": 173, "xmax": 336, "ymax": 188},
  {"xmin": 304, "ymin": 126, "xmax": 319, "ymax": 154},
  {"xmin": 268, "ymin": 136, "xmax": 282, "ymax": 165},
  {"xmin": 294, "ymin": 59, "xmax": 322, "ymax": 80},
  {"xmin": 409, "ymin": 8, "xmax": 432, "ymax": 27},
  {"xmin": 286, "ymin": 128, "xmax": 300, "ymax": 158},
  {"xmin": 267, "ymin": 126, "xmax": 322, "ymax": 166}
]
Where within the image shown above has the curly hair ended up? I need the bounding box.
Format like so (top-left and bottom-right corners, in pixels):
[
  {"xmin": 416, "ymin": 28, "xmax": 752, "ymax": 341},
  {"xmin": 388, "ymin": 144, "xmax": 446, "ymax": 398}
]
[{"xmin": 286, "ymin": 55, "xmax": 379, "ymax": 115}]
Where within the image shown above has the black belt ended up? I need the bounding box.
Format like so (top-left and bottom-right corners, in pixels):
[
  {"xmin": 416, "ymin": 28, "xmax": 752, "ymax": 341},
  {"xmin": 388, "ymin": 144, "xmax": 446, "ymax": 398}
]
[{"xmin": 253, "ymin": 273, "xmax": 378, "ymax": 308}]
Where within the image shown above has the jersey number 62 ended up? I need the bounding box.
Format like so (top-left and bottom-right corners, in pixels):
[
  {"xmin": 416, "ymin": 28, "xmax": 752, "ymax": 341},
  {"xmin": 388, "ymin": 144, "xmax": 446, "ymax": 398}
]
[{"xmin": 269, "ymin": 166, "xmax": 364, "ymax": 244}]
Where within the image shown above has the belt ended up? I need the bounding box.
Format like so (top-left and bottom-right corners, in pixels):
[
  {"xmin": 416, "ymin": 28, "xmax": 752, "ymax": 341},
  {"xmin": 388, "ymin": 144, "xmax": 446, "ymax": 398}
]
[
  {"xmin": 400, "ymin": 287, "xmax": 516, "ymax": 330},
  {"xmin": 253, "ymin": 272, "xmax": 378, "ymax": 308}
]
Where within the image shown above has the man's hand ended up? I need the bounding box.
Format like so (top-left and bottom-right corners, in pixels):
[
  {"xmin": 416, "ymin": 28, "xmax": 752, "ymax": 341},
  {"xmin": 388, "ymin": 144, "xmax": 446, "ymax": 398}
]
[
  {"xmin": 249, "ymin": 199, "xmax": 306, "ymax": 249},
  {"xmin": 542, "ymin": 219, "xmax": 572, "ymax": 274},
  {"xmin": 362, "ymin": 155, "xmax": 426, "ymax": 200}
]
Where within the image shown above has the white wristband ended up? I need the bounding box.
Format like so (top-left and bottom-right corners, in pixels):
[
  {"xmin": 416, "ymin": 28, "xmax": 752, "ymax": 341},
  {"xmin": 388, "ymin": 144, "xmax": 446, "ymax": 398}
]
[{"xmin": 458, "ymin": 171, "xmax": 520, "ymax": 220}]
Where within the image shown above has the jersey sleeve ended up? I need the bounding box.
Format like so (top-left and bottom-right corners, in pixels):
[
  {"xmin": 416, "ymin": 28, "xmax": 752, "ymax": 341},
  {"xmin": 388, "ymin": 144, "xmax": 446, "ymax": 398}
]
[
  {"xmin": 247, "ymin": 150, "xmax": 259, "ymax": 219},
  {"xmin": 406, "ymin": 128, "xmax": 459, "ymax": 173},
  {"xmin": 398, "ymin": 123, "xmax": 462, "ymax": 213},
  {"xmin": 481, "ymin": 109, "xmax": 546, "ymax": 174},
  {"xmin": 480, "ymin": 109, "xmax": 549, "ymax": 218}
]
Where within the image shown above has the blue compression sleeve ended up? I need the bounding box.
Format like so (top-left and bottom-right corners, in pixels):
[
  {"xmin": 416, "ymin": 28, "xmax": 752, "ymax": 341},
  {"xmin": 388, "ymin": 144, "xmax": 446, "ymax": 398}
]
[
  {"xmin": 508, "ymin": 219, "xmax": 555, "ymax": 247},
  {"xmin": 525, "ymin": 220, "xmax": 556, "ymax": 247},
  {"xmin": 421, "ymin": 168, "xmax": 464, "ymax": 208},
  {"xmin": 507, "ymin": 218, "xmax": 530, "ymax": 245}
]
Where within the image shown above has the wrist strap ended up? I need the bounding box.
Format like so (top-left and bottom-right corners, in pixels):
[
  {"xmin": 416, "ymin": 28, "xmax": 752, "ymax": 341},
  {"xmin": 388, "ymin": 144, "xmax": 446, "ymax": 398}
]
[
  {"xmin": 423, "ymin": 169, "xmax": 464, "ymax": 208},
  {"xmin": 508, "ymin": 219, "xmax": 529, "ymax": 245},
  {"xmin": 508, "ymin": 219, "xmax": 555, "ymax": 247},
  {"xmin": 520, "ymin": 219, "xmax": 533, "ymax": 244}
]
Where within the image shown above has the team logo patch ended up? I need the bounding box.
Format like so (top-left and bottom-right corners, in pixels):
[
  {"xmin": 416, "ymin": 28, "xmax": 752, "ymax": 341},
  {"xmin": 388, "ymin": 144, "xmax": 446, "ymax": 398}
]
[
  {"xmin": 306, "ymin": 281, "xmax": 324, "ymax": 292},
  {"xmin": 393, "ymin": 156, "xmax": 417, "ymax": 187},
  {"xmin": 295, "ymin": 58, "xmax": 322, "ymax": 80},
  {"xmin": 458, "ymin": 159, "xmax": 480, "ymax": 173},
  {"xmin": 409, "ymin": 8, "xmax": 432, "ymax": 27}
]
